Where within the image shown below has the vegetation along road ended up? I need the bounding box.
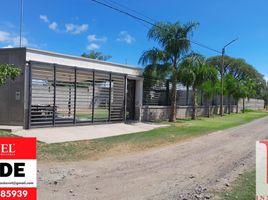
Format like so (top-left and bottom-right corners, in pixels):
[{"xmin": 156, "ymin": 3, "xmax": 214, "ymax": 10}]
[{"xmin": 37, "ymin": 113, "xmax": 268, "ymax": 200}]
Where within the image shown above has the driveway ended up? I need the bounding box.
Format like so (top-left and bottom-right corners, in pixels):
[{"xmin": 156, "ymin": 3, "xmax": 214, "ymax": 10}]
[
  {"xmin": 37, "ymin": 116, "xmax": 268, "ymax": 199},
  {"xmin": 14, "ymin": 123, "xmax": 167, "ymax": 143}
]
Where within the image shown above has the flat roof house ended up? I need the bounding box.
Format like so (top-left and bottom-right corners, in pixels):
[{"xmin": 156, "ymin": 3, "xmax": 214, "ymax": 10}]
[{"xmin": 0, "ymin": 48, "xmax": 143, "ymax": 129}]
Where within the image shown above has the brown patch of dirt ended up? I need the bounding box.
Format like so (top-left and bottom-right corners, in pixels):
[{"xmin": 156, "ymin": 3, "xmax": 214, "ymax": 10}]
[{"xmin": 37, "ymin": 117, "xmax": 268, "ymax": 200}]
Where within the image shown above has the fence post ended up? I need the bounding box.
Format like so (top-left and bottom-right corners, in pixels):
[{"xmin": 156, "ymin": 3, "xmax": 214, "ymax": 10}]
[
  {"xmin": 123, "ymin": 75, "xmax": 127, "ymax": 122},
  {"xmin": 92, "ymin": 70, "xmax": 95, "ymax": 123},
  {"xmin": 25, "ymin": 61, "xmax": 32, "ymax": 129},
  {"xmin": 108, "ymin": 73, "xmax": 112, "ymax": 122},
  {"xmin": 73, "ymin": 67, "xmax": 77, "ymax": 124},
  {"xmin": 52, "ymin": 64, "xmax": 56, "ymax": 126}
]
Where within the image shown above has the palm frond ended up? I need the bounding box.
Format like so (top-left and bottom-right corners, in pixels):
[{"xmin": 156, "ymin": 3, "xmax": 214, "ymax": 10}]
[{"xmin": 139, "ymin": 48, "xmax": 166, "ymax": 66}]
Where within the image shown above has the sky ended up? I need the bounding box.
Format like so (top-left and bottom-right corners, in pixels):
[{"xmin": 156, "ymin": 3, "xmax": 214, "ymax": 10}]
[{"xmin": 0, "ymin": 0, "xmax": 268, "ymax": 79}]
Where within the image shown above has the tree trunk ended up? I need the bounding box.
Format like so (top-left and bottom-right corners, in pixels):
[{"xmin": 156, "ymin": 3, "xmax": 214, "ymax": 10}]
[
  {"xmin": 228, "ymin": 95, "xmax": 231, "ymax": 114},
  {"xmin": 191, "ymin": 87, "xmax": 196, "ymax": 120},
  {"xmin": 186, "ymin": 85, "xmax": 189, "ymax": 106},
  {"xmin": 242, "ymin": 98, "xmax": 245, "ymax": 113},
  {"xmin": 169, "ymin": 75, "xmax": 177, "ymax": 122},
  {"xmin": 207, "ymin": 101, "xmax": 210, "ymax": 118},
  {"xmin": 236, "ymin": 99, "xmax": 239, "ymax": 114}
]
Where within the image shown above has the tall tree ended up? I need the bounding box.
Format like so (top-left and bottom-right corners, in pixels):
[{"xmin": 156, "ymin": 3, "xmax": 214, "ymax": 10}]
[
  {"xmin": 0, "ymin": 64, "xmax": 21, "ymax": 86},
  {"xmin": 240, "ymin": 78, "xmax": 257, "ymax": 112},
  {"xmin": 232, "ymin": 79, "xmax": 243, "ymax": 113},
  {"xmin": 180, "ymin": 53, "xmax": 218, "ymax": 119},
  {"xmin": 207, "ymin": 56, "xmax": 265, "ymax": 114},
  {"xmin": 178, "ymin": 67, "xmax": 195, "ymax": 105},
  {"xmin": 201, "ymin": 80, "xmax": 220, "ymax": 117},
  {"xmin": 224, "ymin": 74, "xmax": 237, "ymax": 114},
  {"xmin": 139, "ymin": 21, "xmax": 199, "ymax": 122},
  {"xmin": 263, "ymin": 81, "xmax": 268, "ymax": 111},
  {"xmin": 81, "ymin": 50, "xmax": 112, "ymax": 61}
]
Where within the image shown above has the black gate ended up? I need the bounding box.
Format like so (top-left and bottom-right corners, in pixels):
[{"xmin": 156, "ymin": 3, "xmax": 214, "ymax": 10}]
[
  {"xmin": 126, "ymin": 79, "xmax": 136, "ymax": 120},
  {"xmin": 29, "ymin": 61, "xmax": 127, "ymax": 128}
]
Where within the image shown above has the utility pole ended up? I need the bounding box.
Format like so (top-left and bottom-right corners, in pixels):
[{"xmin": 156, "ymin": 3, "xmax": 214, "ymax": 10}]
[
  {"xmin": 220, "ymin": 38, "xmax": 238, "ymax": 116},
  {"xmin": 19, "ymin": 0, "xmax": 24, "ymax": 47}
]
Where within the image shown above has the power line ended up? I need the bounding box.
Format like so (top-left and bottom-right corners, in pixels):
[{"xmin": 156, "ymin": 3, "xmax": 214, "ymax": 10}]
[
  {"xmin": 102, "ymin": 0, "xmax": 152, "ymax": 29},
  {"xmin": 189, "ymin": 40, "xmax": 221, "ymax": 53},
  {"xmin": 102, "ymin": 0, "xmax": 156, "ymax": 23},
  {"xmin": 135, "ymin": 20, "xmax": 151, "ymax": 29},
  {"xmin": 19, "ymin": 0, "xmax": 24, "ymax": 47},
  {"xmin": 91, "ymin": 0, "xmax": 155, "ymax": 26},
  {"xmin": 90, "ymin": 0, "xmax": 221, "ymax": 54}
]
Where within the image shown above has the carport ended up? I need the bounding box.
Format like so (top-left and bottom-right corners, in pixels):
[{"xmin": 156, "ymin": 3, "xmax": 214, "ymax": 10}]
[{"xmin": 0, "ymin": 48, "xmax": 143, "ymax": 129}]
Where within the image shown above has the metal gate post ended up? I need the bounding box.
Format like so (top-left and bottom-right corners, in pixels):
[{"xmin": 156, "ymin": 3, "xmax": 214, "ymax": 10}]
[
  {"xmin": 25, "ymin": 61, "xmax": 32, "ymax": 129},
  {"xmin": 73, "ymin": 67, "xmax": 77, "ymax": 124},
  {"xmin": 108, "ymin": 73, "xmax": 112, "ymax": 122},
  {"xmin": 92, "ymin": 70, "xmax": 95, "ymax": 123},
  {"xmin": 123, "ymin": 75, "xmax": 127, "ymax": 122},
  {"xmin": 52, "ymin": 64, "xmax": 56, "ymax": 126}
]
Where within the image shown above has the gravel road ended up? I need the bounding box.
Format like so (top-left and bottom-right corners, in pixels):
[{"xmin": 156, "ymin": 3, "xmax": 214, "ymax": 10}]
[{"xmin": 37, "ymin": 116, "xmax": 268, "ymax": 200}]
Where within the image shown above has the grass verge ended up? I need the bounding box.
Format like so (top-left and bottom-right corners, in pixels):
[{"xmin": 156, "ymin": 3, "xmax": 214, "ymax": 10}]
[
  {"xmin": 1, "ymin": 111, "xmax": 267, "ymax": 162},
  {"xmin": 220, "ymin": 170, "xmax": 255, "ymax": 200}
]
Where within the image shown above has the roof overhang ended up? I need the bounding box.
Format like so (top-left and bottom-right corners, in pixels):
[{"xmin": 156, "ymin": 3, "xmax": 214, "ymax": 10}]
[{"xmin": 25, "ymin": 48, "xmax": 143, "ymax": 76}]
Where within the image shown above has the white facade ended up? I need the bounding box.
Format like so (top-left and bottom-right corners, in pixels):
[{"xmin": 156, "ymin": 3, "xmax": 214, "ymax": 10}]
[{"xmin": 26, "ymin": 48, "xmax": 143, "ymax": 76}]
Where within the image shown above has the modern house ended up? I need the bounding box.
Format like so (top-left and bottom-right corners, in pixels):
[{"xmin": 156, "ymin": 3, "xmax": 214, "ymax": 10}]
[{"xmin": 0, "ymin": 48, "xmax": 143, "ymax": 129}]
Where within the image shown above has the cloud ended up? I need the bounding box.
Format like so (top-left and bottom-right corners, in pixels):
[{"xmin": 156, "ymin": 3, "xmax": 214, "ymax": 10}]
[
  {"xmin": 65, "ymin": 24, "xmax": 88, "ymax": 34},
  {"xmin": 0, "ymin": 30, "xmax": 28, "ymax": 47},
  {"xmin": 87, "ymin": 43, "xmax": 100, "ymax": 50},
  {"xmin": 48, "ymin": 22, "xmax": 58, "ymax": 31},
  {"xmin": 40, "ymin": 15, "xmax": 49, "ymax": 23},
  {"xmin": 0, "ymin": 31, "xmax": 10, "ymax": 42},
  {"xmin": 39, "ymin": 15, "xmax": 88, "ymax": 34},
  {"xmin": 87, "ymin": 34, "xmax": 107, "ymax": 42},
  {"xmin": 12, "ymin": 36, "xmax": 28, "ymax": 46},
  {"xmin": 86, "ymin": 34, "xmax": 107, "ymax": 50},
  {"xmin": 117, "ymin": 31, "xmax": 135, "ymax": 44},
  {"xmin": 40, "ymin": 15, "xmax": 58, "ymax": 31},
  {"xmin": 3, "ymin": 45, "xmax": 13, "ymax": 48}
]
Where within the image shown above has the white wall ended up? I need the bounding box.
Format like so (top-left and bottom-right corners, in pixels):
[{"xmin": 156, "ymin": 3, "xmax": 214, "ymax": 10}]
[{"xmin": 26, "ymin": 48, "xmax": 143, "ymax": 76}]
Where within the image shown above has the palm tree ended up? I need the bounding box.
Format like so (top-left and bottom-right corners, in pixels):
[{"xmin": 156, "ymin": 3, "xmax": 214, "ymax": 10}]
[
  {"xmin": 232, "ymin": 80, "xmax": 242, "ymax": 113},
  {"xmin": 180, "ymin": 54, "xmax": 217, "ymax": 119},
  {"xmin": 178, "ymin": 67, "xmax": 195, "ymax": 105},
  {"xmin": 81, "ymin": 50, "xmax": 112, "ymax": 61},
  {"xmin": 143, "ymin": 63, "xmax": 171, "ymax": 105},
  {"xmin": 139, "ymin": 21, "xmax": 199, "ymax": 122},
  {"xmin": 240, "ymin": 78, "xmax": 257, "ymax": 113},
  {"xmin": 224, "ymin": 74, "xmax": 237, "ymax": 114},
  {"xmin": 201, "ymin": 80, "xmax": 220, "ymax": 117}
]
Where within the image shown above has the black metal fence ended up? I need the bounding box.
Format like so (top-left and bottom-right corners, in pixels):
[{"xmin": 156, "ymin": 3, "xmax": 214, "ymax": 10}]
[
  {"xmin": 142, "ymin": 77, "xmax": 234, "ymax": 107},
  {"xmin": 29, "ymin": 61, "xmax": 126, "ymax": 128}
]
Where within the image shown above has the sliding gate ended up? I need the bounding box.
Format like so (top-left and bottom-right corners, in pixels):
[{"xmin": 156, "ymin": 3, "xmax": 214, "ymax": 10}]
[{"xmin": 29, "ymin": 61, "xmax": 126, "ymax": 128}]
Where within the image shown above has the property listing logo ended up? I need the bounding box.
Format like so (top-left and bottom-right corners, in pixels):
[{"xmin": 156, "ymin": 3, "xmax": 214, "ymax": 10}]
[
  {"xmin": 256, "ymin": 140, "xmax": 268, "ymax": 199},
  {"xmin": 0, "ymin": 138, "xmax": 36, "ymax": 199},
  {"xmin": 0, "ymin": 144, "xmax": 16, "ymax": 156}
]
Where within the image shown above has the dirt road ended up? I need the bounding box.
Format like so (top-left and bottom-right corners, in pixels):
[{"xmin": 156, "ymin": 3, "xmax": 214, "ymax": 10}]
[{"xmin": 38, "ymin": 116, "xmax": 268, "ymax": 200}]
